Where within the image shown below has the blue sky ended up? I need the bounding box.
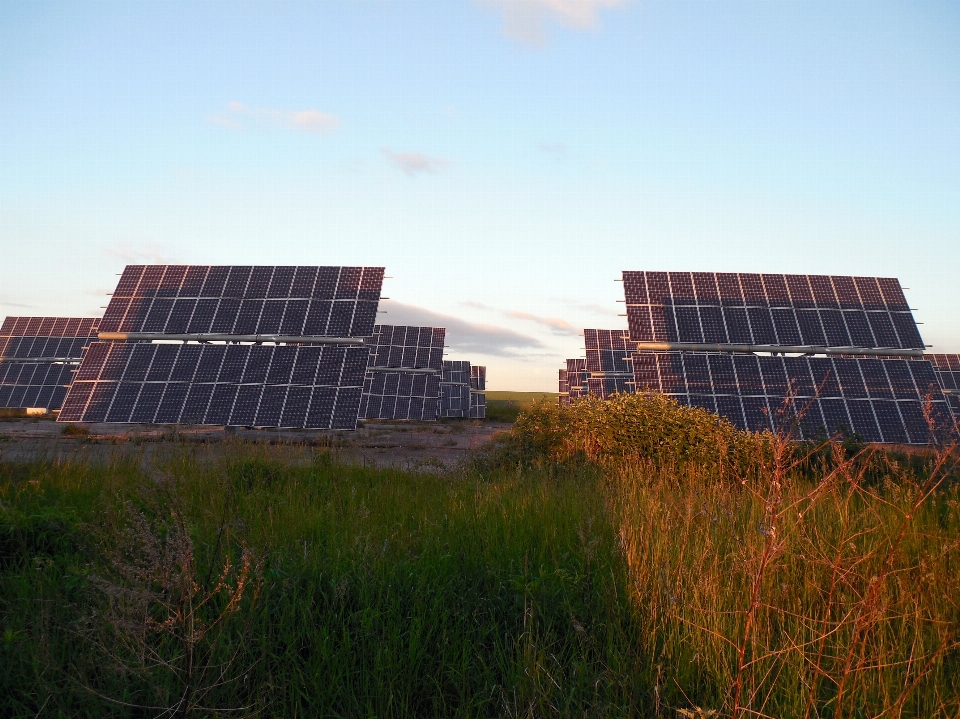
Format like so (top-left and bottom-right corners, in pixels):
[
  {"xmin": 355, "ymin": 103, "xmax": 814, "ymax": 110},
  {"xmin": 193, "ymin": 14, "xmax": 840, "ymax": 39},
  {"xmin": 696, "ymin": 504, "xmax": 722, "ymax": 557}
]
[{"xmin": 1, "ymin": 0, "xmax": 958, "ymax": 391}]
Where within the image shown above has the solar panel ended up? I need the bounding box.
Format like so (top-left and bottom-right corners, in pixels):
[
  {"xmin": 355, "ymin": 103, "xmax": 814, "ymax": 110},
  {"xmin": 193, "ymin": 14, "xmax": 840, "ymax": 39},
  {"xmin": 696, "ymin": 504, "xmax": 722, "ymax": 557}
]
[
  {"xmin": 439, "ymin": 361, "xmax": 472, "ymax": 418},
  {"xmin": 469, "ymin": 365, "xmax": 486, "ymax": 419},
  {"xmin": 622, "ymin": 272, "xmax": 924, "ymax": 351},
  {"xmin": 583, "ymin": 328, "xmax": 635, "ymax": 398},
  {"xmin": 558, "ymin": 368, "xmax": 570, "ymax": 406},
  {"xmin": 632, "ymin": 351, "xmax": 954, "ymax": 444},
  {"xmin": 99, "ymin": 265, "xmax": 384, "ymax": 339},
  {"xmin": 0, "ymin": 317, "xmax": 101, "ymax": 411},
  {"xmin": 565, "ymin": 358, "xmax": 590, "ymax": 400},
  {"xmin": 359, "ymin": 325, "xmax": 445, "ymax": 421},
  {"xmin": 926, "ymin": 354, "xmax": 960, "ymax": 395},
  {"xmin": 57, "ymin": 342, "xmax": 368, "ymax": 429}
]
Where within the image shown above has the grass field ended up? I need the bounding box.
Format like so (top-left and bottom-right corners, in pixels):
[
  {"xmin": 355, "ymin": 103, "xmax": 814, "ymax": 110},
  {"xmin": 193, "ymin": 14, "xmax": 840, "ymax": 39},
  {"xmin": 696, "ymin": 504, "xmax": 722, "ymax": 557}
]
[
  {"xmin": 2, "ymin": 394, "xmax": 959, "ymax": 717},
  {"xmin": 484, "ymin": 391, "xmax": 559, "ymax": 423}
]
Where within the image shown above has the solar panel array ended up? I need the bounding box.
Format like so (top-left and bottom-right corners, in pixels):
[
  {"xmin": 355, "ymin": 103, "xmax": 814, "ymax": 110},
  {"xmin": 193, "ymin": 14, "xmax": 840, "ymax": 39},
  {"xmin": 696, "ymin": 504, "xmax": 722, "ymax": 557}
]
[
  {"xmin": 584, "ymin": 329, "xmax": 635, "ymax": 374},
  {"xmin": 359, "ymin": 325, "xmax": 445, "ymax": 421},
  {"xmin": 469, "ymin": 365, "xmax": 486, "ymax": 419},
  {"xmin": 57, "ymin": 342, "xmax": 367, "ymax": 429},
  {"xmin": 632, "ymin": 351, "xmax": 952, "ymax": 444},
  {"xmin": 1, "ymin": 317, "xmax": 101, "ymax": 410},
  {"xmin": 583, "ymin": 329, "xmax": 636, "ymax": 399},
  {"xmin": 927, "ymin": 354, "xmax": 960, "ymax": 417},
  {"xmin": 99, "ymin": 265, "xmax": 384, "ymax": 339},
  {"xmin": 565, "ymin": 358, "xmax": 589, "ymax": 400},
  {"xmin": 59, "ymin": 265, "xmax": 387, "ymax": 430},
  {"xmin": 558, "ymin": 369, "xmax": 570, "ymax": 406},
  {"xmin": 623, "ymin": 272, "xmax": 924, "ymax": 350},
  {"xmin": 439, "ymin": 361, "xmax": 472, "ymax": 418}
]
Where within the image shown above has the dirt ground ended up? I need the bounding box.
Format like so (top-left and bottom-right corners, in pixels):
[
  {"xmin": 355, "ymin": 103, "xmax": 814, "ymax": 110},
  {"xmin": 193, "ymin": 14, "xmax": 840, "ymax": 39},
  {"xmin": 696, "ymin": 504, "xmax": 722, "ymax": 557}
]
[{"xmin": 0, "ymin": 416, "xmax": 512, "ymax": 471}]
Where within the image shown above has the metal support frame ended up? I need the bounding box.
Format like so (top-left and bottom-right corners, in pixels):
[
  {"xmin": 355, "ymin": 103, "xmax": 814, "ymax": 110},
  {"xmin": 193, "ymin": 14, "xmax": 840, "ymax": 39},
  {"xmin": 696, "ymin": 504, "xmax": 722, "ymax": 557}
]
[
  {"xmin": 98, "ymin": 332, "xmax": 365, "ymax": 346},
  {"xmin": 632, "ymin": 342, "xmax": 924, "ymax": 358}
]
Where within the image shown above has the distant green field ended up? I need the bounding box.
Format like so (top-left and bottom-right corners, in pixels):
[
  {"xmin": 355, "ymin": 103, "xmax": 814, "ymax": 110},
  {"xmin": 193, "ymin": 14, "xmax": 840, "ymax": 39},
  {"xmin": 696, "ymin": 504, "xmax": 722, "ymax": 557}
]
[
  {"xmin": 484, "ymin": 392, "xmax": 558, "ymax": 423},
  {"xmin": 485, "ymin": 391, "xmax": 558, "ymax": 405}
]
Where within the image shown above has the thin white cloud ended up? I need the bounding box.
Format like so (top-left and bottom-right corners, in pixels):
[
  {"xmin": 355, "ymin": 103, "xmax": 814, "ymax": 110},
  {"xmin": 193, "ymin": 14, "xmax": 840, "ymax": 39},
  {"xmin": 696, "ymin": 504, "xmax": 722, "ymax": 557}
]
[
  {"xmin": 478, "ymin": 0, "xmax": 625, "ymax": 47},
  {"xmin": 102, "ymin": 242, "xmax": 177, "ymax": 264},
  {"xmin": 207, "ymin": 114, "xmax": 242, "ymax": 131},
  {"xmin": 0, "ymin": 296, "xmax": 32, "ymax": 309},
  {"xmin": 210, "ymin": 102, "xmax": 341, "ymax": 135},
  {"xmin": 461, "ymin": 300, "xmax": 581, "ymax": 337},
  {"xmin": 378, "ymin": 300, "xmax": 542, "ymax": 357},
  {"xmin": 381, "ymin": 148, "xmax": 452, "ymax": 176},
  {"xmin": 503, "ymin": 310, "xmax": 580, "ymax": 336}
]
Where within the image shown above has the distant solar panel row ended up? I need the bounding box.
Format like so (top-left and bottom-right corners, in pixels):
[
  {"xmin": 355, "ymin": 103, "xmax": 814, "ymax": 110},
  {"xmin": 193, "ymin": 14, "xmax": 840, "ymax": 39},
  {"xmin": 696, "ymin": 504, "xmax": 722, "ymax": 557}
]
[
  {"xmin": 0, "ymin": 364, "xmax": 72, "ymax": 410},
  {"xmin": 1, "ymin": 317, "xmax": 102, "ymax": 410},
  {"xmin": 365, "ymin": 325, "xmax": 445, "ymax": 370},
  {"xmin": 359, "ymin": 373, "xmax": 441, "ymax": 421},
  {"xmin": 359, "ymin": 325, "xmax": 445, "ymax": 421},
  {"xmin": 565, "ymin": 359, "xmax": 589, "ymax": 400},
  {"xmin": 470, "ymin": 365, "xmax": 486, "ymax": 419},
  {"xmin": 584, "ymin": 329, "xmax": 635, "ymax": 374},
  {"xmin": 439, "ymin": 361, "xmax": 472, "ymax": 418},
  {"xmin": 623, "ymin": 272, "xmax": 923, "ymax": 349},
  {"xmin": 58, "ymin": 342, "xmax": 367, "ymax": 429},
  {"xmin": 632, "ymin": 352, "xmax": 951, "ymax": 444},
  {"xmin": 927, "ymin": 354, "xmax": 960, "ymax": 394},
  {"xmin": 99, "ymin": 265, "xmax": 384, "ymax": 338}
]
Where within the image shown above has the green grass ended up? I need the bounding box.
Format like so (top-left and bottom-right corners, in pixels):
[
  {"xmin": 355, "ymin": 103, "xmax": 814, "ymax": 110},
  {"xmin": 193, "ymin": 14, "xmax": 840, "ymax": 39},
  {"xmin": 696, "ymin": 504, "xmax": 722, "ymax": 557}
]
[
  {"xmin": 2, "ymin": 394, "xmax": 959, "ymax": 717},
  {"xmin": 0, "ymin": 446, "xmax": 646, "ymax": 717},
  {"xmin": 484, "ymin": 392, "xmax": 559, "ymax": 423},
  {"xmin": 485, "ymin": 391, "xmax": 558, "ymax": 405}
]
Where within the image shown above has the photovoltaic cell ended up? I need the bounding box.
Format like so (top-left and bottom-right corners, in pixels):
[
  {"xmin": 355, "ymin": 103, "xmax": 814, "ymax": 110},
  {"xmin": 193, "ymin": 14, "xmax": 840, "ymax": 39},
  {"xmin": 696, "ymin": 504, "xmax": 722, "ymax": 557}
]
[
  {"xmin": 631, "ymin": 351, "xmax": 953, "ymax": 444},
  {"xmin": 99, "ymin": 265, "xmax": 385, "ymax": 338},
  {"xmin": 622, "ymin": 272, "xmax": 924, "ymax": 350},
  {"xmin": 0, "ymin": 317, "xmax": 101, "ymax": 410},
  {"xmin": 56, "ymin": 342, "xmax": 367, "ymax": 429}
]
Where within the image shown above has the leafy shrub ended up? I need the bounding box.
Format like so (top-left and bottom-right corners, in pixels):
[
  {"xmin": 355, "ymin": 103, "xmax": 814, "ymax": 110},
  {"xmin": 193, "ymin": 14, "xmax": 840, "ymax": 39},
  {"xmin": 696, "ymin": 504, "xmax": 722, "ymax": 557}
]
[{"xmin": 491, "ymin": 393, "xmax": 773, "ymax": 476}]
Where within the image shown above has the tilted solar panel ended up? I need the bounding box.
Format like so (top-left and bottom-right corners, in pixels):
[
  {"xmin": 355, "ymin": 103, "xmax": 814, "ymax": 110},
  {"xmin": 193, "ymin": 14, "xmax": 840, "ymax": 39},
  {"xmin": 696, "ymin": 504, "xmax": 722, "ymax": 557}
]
[
  {"xmin": 469, "ymin": 365, "xmax": 486, "ymax": 419},
  {"xmin": 99, "ymin": 265, "xmax": 385, "ymax": 339},
  {"xmin": 622, "ymin": 272, "xmax": 924, "ymax": 351},
  {"xmin": 926, "ymin": 354, "xmax": 960, "ymax": 395},
  {"xmin": 0, "ymin": 317, "xmax": 101, "ymax": 410},
  {"xmin": 359, "ymin": 325, "xmax": 445, "ymax": 421},
  {"xmin": 57, "ymin": 342, "xmax": 367, "ymax": 429},
  {"xmin": 632, "ymin": 351, "xmax": 954, "ymax": 444},
  {"xmin": 439, "ymin": 361, "xmax": 472, "ymax": 418},
  {"xmin": 565, "ymin": 358, "xmax": 589, "ymax": 400},
  {"xmin": 584, "ymin": 329, "xmax": 636, "ymax": 374}
]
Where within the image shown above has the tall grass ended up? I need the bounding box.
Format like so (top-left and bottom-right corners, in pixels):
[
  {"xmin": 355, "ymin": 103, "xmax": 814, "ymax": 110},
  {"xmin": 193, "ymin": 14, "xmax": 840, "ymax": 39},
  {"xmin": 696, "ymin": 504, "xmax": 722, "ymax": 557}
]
[
  {"xmin": 0, "ymin": 445, "xmax": 645, "ymax": 717},
  {"xmin": 2, "ymin": 394, "xmax": 959, "ymax": 717}
]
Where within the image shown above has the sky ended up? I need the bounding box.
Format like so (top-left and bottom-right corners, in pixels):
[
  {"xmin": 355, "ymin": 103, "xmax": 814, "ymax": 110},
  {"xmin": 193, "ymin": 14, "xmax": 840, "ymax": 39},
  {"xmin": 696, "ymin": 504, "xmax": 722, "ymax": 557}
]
[{"xmin": 1, "ymin": 0, "xmax": 958, "ymax": 391}]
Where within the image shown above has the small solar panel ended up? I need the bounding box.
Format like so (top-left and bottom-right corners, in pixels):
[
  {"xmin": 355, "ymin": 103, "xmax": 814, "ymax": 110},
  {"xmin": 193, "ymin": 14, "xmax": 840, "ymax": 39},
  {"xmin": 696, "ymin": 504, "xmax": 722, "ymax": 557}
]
[
  {"xmin": 99, "ymin": 265, "xmax": 385, "ymax": 339},
  {"xmin": 0, "ymin": 317, "xmax": 101, "ymax": 410},
  {"xmin": 926, "ymin": 354, "xmax": 960, "ymax": 397},
  {"xmin": 565, "ymin": 358, "xmax": 590, "ymax": 400},
  {"xmin": 469, "ymin": 365, "xmax": 486, "ymax": 419},
  {"xmin": 359, "ymin": 325, "xmax": 445, "ymax": 421},
  {"xmin": 622, "ymin": 272, "xmax": 924, "ymax": 350},
  {"xmin": 632, "ymin": 351, "xmax": 954, "ymax": 444},
  {"xmin": 439, "ymin": 361, "xmax": 472, "ymax": 418},
  {"xmin": 57, "ymin": 342, "xmax": 367, "ymax": 429}
]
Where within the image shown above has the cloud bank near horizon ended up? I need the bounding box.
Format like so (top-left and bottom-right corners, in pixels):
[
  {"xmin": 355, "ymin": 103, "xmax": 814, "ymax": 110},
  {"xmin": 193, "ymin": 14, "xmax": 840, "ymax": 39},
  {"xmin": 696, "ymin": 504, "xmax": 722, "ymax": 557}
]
[{"xmin": 378, "ymin": 300, "xmax": 545, "ymax": 357}]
